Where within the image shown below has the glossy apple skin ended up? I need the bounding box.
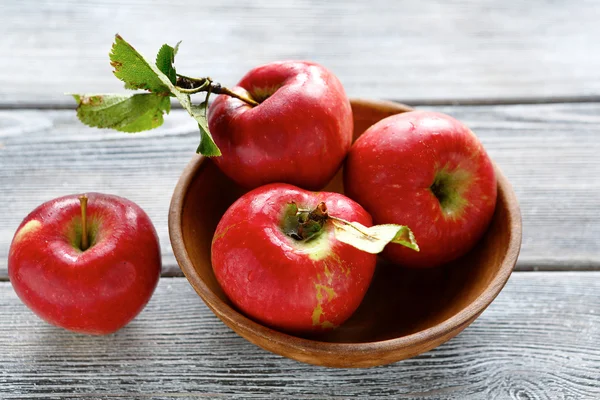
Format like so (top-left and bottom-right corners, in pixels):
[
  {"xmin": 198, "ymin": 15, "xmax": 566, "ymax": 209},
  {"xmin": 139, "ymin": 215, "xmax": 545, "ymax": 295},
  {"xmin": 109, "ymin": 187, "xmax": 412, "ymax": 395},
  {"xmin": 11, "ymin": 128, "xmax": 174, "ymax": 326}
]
[
  {"xmin": 8, "ymin": 193, "xmax": 161, "ymax": 335},
  {"xmin": 211, "ymin": 183, "xmax": 376, "ymax": 334},
  {"xmin": 345, "ymin": 111, "xmax": 497, "ymax": 268},
  {"xmin": 208, "ymin": 61, "xmax": 353, "ymax": 190}
]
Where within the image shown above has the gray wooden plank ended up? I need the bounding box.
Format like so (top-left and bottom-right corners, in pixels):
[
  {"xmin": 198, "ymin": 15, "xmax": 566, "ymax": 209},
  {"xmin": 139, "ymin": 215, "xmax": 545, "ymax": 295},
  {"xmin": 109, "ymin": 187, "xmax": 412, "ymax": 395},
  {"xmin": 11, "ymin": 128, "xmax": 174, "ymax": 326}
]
[
  {"xmin": 1, "ymin": 103, "xmax": 599, "ymax": 277},
  {"xmin": 0, "ymin": 272, "xmax": 598, "ymax": 399},
  {"xmin": 1, "ymin": 0, "xmax": 600, "ymax": 106}
]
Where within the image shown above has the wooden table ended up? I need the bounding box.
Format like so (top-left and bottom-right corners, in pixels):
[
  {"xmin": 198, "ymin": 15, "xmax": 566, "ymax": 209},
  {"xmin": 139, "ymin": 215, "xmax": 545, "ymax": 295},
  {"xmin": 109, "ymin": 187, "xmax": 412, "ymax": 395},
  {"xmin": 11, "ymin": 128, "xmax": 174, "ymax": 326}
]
[{"xmin": 1, "ymin": 1, "xmax": 599, "ymax": 398}]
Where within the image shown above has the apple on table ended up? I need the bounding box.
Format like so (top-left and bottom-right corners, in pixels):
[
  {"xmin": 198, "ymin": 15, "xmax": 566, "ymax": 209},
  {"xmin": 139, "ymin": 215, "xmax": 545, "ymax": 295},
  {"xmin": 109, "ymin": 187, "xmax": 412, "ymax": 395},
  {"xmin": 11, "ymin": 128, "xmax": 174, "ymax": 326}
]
[{"xmin": 8, "ymin": 193, "xmax": 161, "ymax": 335}]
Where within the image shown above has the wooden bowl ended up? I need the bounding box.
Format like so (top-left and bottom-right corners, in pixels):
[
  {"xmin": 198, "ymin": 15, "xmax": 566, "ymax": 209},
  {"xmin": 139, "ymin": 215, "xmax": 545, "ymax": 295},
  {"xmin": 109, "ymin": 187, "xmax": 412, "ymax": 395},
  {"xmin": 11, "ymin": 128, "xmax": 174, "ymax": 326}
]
[{"xmin": 168, "ymin": 99, "xmax": 522, "ymax": 368}]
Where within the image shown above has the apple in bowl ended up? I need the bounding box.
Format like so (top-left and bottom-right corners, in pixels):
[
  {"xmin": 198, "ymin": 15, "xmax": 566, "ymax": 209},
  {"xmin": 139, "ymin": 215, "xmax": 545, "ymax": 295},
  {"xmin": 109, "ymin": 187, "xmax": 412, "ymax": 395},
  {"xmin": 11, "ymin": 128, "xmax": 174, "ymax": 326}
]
[
  {"xmin": 211, "ymin": 184, "xmax": 375, "ymax": 333},
  {"xmin": 345, "ymin": 111, "xmax": 497, "ymax": 268},
  {"xmin": 208, "ymin": 61, "xmax": 353, "ymax": 190},
  {"xmin": 211, "ymin": 183, "xmax": 418, "ymax": 334}
]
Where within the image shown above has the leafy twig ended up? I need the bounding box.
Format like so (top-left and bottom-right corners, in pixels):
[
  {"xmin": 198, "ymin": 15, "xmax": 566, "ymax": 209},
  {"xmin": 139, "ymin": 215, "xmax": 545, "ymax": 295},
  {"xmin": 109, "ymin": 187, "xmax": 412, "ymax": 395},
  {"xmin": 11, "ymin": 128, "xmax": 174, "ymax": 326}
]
[{"xmin": 71, "ymin": 34, "xmax": 254, "ymax": 157}]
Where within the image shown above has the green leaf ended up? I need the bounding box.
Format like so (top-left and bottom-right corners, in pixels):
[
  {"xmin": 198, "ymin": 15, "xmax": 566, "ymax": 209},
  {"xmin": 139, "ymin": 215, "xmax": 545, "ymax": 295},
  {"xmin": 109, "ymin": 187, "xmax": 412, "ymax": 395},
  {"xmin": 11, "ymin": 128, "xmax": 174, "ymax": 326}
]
[
  {"xmin": 155, "ymin": 41, "xmax": 180, "ymax": 85},
  {"xmin": 73, "ymin": 93, "xmax": 170, "ymax": 133},
  {"xmin": 77, "ymin": 35, "xmax": 222, "ymax": 156},
  {"xmin": 111, "ymin": 36, "xmax": 220, "ymax": 155},
  {"xmin": 192, "ymin": 102, "xmax": 222, "ymax": 157},
  {"xmin": 331, "ymin": 218, "xmax": 419, "ymax": 254},
  {"xmin": 110, "ymin": 34, "xmax": 171, "ymax": 93}
]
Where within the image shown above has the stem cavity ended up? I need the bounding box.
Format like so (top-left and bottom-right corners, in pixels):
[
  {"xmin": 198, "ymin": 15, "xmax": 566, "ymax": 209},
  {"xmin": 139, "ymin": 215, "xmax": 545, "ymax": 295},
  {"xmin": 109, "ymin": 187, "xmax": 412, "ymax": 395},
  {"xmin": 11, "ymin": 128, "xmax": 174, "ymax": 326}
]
[{"xmin": 283, "ymin": 202, "xmax": 329, "ymax": 241}]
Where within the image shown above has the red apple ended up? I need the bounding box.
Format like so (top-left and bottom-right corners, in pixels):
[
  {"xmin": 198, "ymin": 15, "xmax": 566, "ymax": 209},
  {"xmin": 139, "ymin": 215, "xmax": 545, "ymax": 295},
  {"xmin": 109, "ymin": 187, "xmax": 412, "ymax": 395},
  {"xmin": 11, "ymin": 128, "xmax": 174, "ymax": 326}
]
[
  {"xmin": 211, "ymin": 183, "xmax": 377, "ymax": 333},
  {"xmin": 208, "ymin": 61, "xmax": 353, "ymax": 190},
  {"xmin": 344, "ymin": 111, "xmax": 497, "ymax": 268},
  {"xmin": 8, "ymin": 193, "xmax": 161, "ymax": 334}
]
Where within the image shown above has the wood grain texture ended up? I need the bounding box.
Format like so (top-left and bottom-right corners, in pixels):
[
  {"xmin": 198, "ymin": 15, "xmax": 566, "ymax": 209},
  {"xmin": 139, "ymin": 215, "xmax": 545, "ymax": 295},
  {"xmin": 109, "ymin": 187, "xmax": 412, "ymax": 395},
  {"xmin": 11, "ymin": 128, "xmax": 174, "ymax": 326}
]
[
  {"xmin": 1, "ymin": 0, "xmax": 599, "ymax": 106},
  {"xmin": 0, "ymin": 272, "xmax": 598, "ymax": 398},
  {"xmin": 0, "ymin": 102, "xmax": 598, "ymax": 277}
]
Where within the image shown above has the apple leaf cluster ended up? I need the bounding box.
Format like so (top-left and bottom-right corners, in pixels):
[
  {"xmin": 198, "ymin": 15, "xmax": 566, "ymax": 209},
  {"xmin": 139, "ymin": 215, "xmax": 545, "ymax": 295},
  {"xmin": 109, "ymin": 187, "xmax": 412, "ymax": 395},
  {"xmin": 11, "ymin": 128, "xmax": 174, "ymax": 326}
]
[{"xmin": 72, "ymin": 35, "xmax": 221, "ymax": 157}]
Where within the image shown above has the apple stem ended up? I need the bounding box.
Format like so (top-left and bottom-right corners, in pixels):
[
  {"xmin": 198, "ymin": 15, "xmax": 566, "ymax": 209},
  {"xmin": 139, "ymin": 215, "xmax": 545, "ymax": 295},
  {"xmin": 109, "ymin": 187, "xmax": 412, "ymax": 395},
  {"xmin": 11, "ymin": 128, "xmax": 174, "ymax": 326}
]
[
  {"xmin": 292, "ymin": 202, "xmax": 329, "ymax": 241},
  {"xmin": 176, "ymin": 75, "xmax": 259, "ymax": 107},
  {"xmin": 79, "ymin": 194, "xmax": 89, "ymax": 251},
  {"xmin": 215, "ymin": 85, "xmax": 260, "ymax": 107}
]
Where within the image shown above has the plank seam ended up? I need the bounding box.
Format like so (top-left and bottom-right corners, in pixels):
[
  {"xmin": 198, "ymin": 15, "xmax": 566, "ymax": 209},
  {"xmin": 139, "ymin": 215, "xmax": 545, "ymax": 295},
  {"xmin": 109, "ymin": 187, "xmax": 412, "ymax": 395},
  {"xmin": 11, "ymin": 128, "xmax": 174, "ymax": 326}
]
[{"xmin": 2, "ymin": 95, "xmax": 600, "ymax": 110}]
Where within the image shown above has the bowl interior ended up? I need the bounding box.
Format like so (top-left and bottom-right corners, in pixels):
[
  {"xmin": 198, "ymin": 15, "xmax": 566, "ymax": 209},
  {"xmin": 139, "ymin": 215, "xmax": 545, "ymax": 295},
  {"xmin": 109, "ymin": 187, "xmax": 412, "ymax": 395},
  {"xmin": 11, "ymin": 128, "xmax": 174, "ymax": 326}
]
[{"xmin": 174, "ymin": 99, "xmax": 519, "ymax": 345}]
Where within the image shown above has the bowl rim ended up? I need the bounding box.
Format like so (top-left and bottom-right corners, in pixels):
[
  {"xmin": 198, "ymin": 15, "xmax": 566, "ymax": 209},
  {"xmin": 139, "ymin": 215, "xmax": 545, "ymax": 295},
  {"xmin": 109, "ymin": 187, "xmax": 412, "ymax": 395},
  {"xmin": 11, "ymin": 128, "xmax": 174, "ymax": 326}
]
[{"xmin": 168, "ymin": 98, "xmax": 522, "ymax": 360}]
